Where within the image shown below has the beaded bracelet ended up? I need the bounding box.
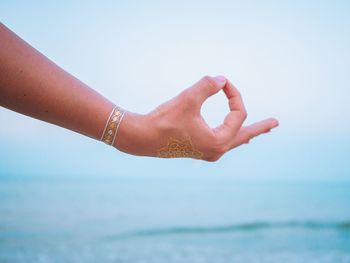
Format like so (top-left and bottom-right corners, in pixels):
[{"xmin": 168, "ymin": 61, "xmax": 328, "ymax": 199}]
[{"xmin": 100, "ymin": 105, "xmax": 125, "ymax": 146}]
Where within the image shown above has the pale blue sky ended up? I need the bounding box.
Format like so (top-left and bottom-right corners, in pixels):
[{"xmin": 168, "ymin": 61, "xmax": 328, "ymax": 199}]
[{"xmin": 0, "ymin": 1, "xmax": 349, "ymax": 181}]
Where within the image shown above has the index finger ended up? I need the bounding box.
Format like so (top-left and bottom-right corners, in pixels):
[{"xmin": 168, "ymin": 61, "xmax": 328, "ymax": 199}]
[{"xmin": 214, "ymin": 81, "xmax": 247, "ymax": 140}]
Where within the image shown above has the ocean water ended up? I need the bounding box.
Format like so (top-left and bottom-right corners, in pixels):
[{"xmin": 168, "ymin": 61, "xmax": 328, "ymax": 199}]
[{"xmin": 0, "ymin": 175, "xmax": 349, "ymax": 263}]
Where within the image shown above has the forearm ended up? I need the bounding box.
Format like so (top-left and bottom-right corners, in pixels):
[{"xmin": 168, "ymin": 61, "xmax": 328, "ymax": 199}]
[{"xmin": 0, "ymin": 23, "xmax": 114, "ymax": 140}]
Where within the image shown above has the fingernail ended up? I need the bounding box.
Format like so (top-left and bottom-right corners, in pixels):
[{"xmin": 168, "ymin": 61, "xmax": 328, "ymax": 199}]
[
  {"xmin": 213, "ymin": 75, "xmax": 226, "ymax": 83},
  {"xmin": 272, "ymin": 118, "xmax": 279, "ymax": 127}
]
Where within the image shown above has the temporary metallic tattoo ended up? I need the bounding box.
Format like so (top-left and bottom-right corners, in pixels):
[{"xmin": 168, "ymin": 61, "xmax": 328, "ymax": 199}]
[
  {"xmin": 101, "ymin": 106, "xmax": 125, "ymax": 146},
  {"xmin": 157, "ymin": 137, "xmax": 203, "ymax": 159}
]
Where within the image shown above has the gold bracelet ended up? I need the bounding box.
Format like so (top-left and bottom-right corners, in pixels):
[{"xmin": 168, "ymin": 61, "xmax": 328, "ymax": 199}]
[{"xmin": 100, "ymin": 105, "xmax": 125, "ymax": 146}]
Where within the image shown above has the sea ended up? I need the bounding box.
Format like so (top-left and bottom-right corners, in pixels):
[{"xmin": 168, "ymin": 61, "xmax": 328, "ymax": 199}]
[{"xmin": 0, "ymin": 175, "xmax": 349, "ymax": 263}]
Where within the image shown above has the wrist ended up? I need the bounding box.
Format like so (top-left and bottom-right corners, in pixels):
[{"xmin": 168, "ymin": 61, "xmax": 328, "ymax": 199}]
[{"xmin": 112, "ymin": 111, "xmax": 157, "ymax": 156}]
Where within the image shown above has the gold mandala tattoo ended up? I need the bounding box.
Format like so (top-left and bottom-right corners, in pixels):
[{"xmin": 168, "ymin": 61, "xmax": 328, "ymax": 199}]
[{"xmin": 157, "ymin": 137, "xmax": 203, "ymax": 159}]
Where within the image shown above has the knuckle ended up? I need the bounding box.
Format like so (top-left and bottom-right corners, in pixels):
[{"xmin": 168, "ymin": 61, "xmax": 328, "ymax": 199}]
[
  {"xmin": 180, "ymin": 89, "xmax": 197, "ymax": 106},
  {"xmin": 200, "ymin": 75, "xmax": 216, "ymax": 89},
  {"xmin": 214, "ymin": 145, "xmax": 227, "ymax": 155},
  {"xmin": 201, "ymin": 75, "xmax": 211, "ymax": 83},
  {"xmin": 202, "ymin": 136, "xmax": 228, "ymax": 162},
  {"xmin": 242, "ymin": 131, "xmax": 252, "ymax": 144},
  {"xmin": 210, "ymin": 140, "xmax": 228, "ymax": 155}
]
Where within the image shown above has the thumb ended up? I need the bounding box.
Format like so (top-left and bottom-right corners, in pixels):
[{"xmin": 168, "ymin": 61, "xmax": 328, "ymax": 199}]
[{"xmin": 191, "ymin": 75, "xmax": 227, "ymax": 105}]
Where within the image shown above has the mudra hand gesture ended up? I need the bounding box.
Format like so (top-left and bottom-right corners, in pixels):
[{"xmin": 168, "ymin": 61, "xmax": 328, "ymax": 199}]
[
  {"xmin": 0, "ymin": 23, "xmax": 278, "ymax": 162},
  {"xmin": 117, "ymin": 76, "xmax": 278, "ymax": 161}
]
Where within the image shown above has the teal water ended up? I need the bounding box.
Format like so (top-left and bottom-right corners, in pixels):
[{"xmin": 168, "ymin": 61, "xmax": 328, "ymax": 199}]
[{"xmin": 0, "ymin": 175, "xmax": 349, "ymax": 262}]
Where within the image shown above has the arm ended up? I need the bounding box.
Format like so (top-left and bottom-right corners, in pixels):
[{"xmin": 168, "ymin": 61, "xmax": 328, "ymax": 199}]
[
  {"xmin": 0, "ymin": 23, "xmax": 279, "ymax": 162},
  {"xmin": 0, "ymin": 23, "xmax": 113, "ymax": 140}
]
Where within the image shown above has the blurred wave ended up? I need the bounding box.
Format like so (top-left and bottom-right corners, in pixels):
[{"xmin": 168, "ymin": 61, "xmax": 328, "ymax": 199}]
[{"xmin": 104, "ymin": 221, "xmax": 350, "ymax": 241}]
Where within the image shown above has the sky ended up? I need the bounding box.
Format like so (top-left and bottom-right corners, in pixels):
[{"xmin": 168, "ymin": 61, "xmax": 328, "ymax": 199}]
[{"xmin": 0, "ymin": 0, "xmax": 349, "ymax": 181}]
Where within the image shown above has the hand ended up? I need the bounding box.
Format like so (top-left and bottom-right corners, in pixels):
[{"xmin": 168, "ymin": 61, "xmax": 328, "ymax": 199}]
[{"xmin": 114, "ymin": 76, "xmax": 279, "ymax": 161}]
